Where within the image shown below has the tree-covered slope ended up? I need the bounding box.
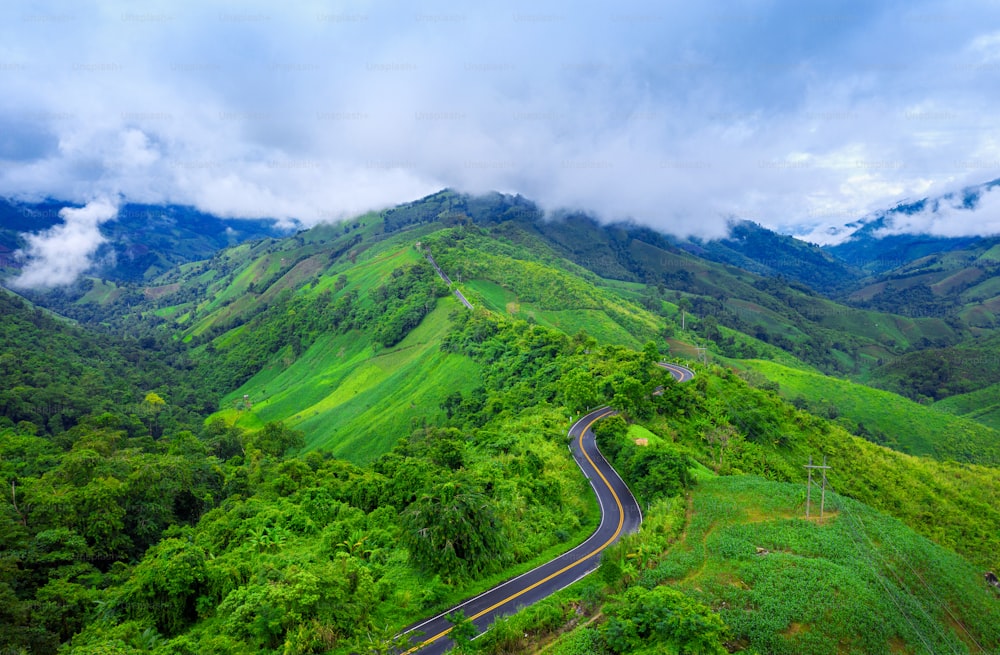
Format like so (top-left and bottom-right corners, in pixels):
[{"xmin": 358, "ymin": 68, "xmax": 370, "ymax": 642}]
[
  {"xmin": 866, "ymin": 331, "xmax": 1000, "ymax": 403},
  {"xmin": 5, "ymin": 189, "xmax": 1000, "ymax": 654},
  {"xmin": 0, "ymin": 289, "xmax": 207, "ymax": 436},
  {"xmin": 680, "ymin": 219, "xmax": 864, "ymax": 293}
]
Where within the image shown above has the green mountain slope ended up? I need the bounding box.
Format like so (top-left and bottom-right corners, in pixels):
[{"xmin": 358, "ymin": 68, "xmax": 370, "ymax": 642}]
[
  {"xmin": 934, "ymin": 382, "xmax": 1000, "ymax": 431},
  {"xmin": 843, "ymin": 235, "xmax": 1000, "ymax": 326},
  {"xmin": 0, "ymin": 289, "xmax": 206, "ymax": 435},
  {"xmin": 866, "ymin": 331, "xmax": 1000, "ymax": 403},
  {"xmin": 742, "ymin": 358, "xmax": 1000, "ymax": 465},
  {"xmin": 216, "ymin": 302, "xmax": 480, "ymax": 463},
  {"xmin": 6, "ymin": 193, "xmax": 1000, "ymax": 654},
  {"xmin": 372, "ymin": 190, "xmax": 966, "ymax": 376},
  {"xmin": 681, "ymin": 219, "xmax": 864, "ymax": 293},
  {"xmin": 547, "ymin": 475, "xmax": 1000, "ymax": 655}
]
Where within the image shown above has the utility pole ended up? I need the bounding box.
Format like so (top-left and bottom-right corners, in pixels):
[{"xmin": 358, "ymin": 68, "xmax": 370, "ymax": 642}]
[{"xmin": 804, "ymin": 456, "xmax": 830, "ymax": 518}]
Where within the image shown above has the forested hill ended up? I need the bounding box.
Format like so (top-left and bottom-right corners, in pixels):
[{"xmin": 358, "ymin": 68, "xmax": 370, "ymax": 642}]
[
  {"xmin": 0, "ymin": 289, "xmax": 208, "ymax": 436},
  {"xmin": 3, "ymin": 191, "xmax": 1000, "ymax": 653}
]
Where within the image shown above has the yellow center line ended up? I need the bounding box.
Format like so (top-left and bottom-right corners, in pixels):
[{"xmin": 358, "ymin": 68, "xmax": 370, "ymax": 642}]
[{"xmin": 404, "ymin": 407, "xmax": 625, "ymax": 653}]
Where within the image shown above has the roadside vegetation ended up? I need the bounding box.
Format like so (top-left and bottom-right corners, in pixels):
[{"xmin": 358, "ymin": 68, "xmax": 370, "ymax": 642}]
[{"xmin": 4, "ymin": 192, "xmax": 1000, "ymax": 654}]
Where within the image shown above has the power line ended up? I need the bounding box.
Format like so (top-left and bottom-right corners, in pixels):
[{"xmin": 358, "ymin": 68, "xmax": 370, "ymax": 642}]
[
  {"xmin": 831, "ymin": 488, "xmax": 967, "ymax": 655},
  {"xmin": 853, "ymin": 508, "xmax": 961, "ymax": 655},
  {"xmin": 855, "ymin": 505, "xmax": 987, "ymax": 653}
]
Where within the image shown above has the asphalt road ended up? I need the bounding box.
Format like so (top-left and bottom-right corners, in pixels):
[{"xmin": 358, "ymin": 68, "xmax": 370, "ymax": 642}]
[
  {"xmin": 659, "ymin": 361, "xmax": 696, "ymax": 383},
  {"xmin": 398, "ymin": 362, "xmax": 695, "ymax": 654}
]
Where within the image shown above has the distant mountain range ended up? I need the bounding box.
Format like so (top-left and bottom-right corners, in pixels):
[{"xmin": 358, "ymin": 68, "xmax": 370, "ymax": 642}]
[
  {"xmin": 5, "ymin": 181, "xmax": 1000, "ymax": 332},
  {"xmin": 0, "ymin": 198, "xmax": 293, "ymax": 281}
]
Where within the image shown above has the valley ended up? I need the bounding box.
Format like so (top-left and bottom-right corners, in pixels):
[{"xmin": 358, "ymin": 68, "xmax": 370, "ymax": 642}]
[{"xmin": 2, "ymin": 190, "xmax": 1000, "ymax": 654}]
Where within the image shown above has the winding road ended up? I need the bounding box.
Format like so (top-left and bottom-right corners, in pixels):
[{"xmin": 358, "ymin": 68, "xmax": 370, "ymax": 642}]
[{"xmin": 398, "ymin": 361, "xmax": 695, "ymax": 654}]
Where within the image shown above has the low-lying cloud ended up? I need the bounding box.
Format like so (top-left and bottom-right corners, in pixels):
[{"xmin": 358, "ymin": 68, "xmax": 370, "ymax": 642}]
[
  {"xmin": 1, "ymin": 1, "xmax": 1000, "ymax": 246},
  {"xmin": 11, "ymin": 199, "xmax": 118, "ymax": 288},
  {"xmin": 873, "ymin": 184, "xmax": 1000, "ymax": 239}
]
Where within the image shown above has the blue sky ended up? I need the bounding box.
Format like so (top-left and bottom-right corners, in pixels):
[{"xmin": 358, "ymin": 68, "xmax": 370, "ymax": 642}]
[{"xmin": 3, "ymin": 0, "xmax": 1000, "ymax": 246}]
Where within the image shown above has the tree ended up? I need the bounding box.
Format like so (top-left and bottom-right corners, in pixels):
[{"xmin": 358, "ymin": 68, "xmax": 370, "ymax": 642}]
[
  {"xmin": 602, "ymin": 586, "xmax": 729, "ymax": 655},
  {"xmin": 561, "ymin": 368, "xmax": 600, "ymax": 413},
  {"xmin": 700, "ymin": 315, "xmax": 721, "ymax": 343},
  {"xmin": 120, "ymin": 535, "xmax": 208, "ymax": 635},
  {"xmin": 611, "ymin": 374, "xmax": 650, "ymax": 420},
  {"xmin": 446, "ymin": 610, "xmax": 478, "ymax": 654},
  {"xmin": 245, "ymin": 421, "xmax": 304, "ymax": 458},
  {"xmin": 642, "ymin": 341, "xmax": 660, "ymax": 366},
  {"xmin": 142, "ymin": 392, "xmax": 166, "ymax": 438},
  {"xmin": 402, "ymin": 473, "xmax": 509, "ymax": 582}
]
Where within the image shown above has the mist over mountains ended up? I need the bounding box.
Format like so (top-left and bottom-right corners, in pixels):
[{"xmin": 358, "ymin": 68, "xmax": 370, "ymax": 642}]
[{"xmin": 5, "ymin": 178, "xmax": 1000, "ymax": 294}]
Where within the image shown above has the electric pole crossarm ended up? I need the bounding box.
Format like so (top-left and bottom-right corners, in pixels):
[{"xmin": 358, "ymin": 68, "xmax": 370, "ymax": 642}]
[{"xmin": 804, "ymin": 456, "xmax": 831, "ymax": 518}]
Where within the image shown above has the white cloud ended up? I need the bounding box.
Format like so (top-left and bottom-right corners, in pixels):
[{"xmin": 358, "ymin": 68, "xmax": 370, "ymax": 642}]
[
  {"xmin": 10, "ymin": 199, "xmax": 119, "ymax": 288},
  {"xmin": 873, "ymin": 185, "xmax": 1000, "ymax": 238},
  {"xmin": 0, "ymin": 0, "xmax": 1000, "ymax": 248}
]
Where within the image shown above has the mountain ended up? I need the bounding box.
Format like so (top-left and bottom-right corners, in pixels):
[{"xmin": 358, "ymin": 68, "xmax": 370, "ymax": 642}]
[
  {"xmin": 826, "ymin": 177, "xmax": 1000, "ymax": 274},
  {"xmin": 5, "ymin": 189, "xmax": 1000, "ymax": 654},
  {"xmin": 840, "ymin": 236, "xmax": 1000, "ymax": 326},
  {"xmin": 0, "ymin": 198, "xmax": 293, "ymax": 282},
  {"xmin": 677, "ymin": 219, "xmax": 863, "ymax": 293}
]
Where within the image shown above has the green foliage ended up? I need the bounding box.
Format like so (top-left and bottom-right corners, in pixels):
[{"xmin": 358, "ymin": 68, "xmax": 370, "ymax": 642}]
[
  {"xmin": 868, "ymin": 332, "xmax": 1000, "ymax": 402},
  {"xmin": 0, "ymin": 290, "xmax": 205, "ymax": 437},
  {"xmin": 745, "ymin": 359, "xmax": 1000, "ymax": 465},
  {"xmin": 602, "ymin": 586, "xmax": 728, "ymax": 655},
  {"xmin": 425, "ymin": 226, "xmax": 663, "ymax": 348},
  {"xmin": 402, "ymin": 473, "xmax": 510, "ymax": 582},
  {"xmin": 643, "ymin": 476, "xmax": 1000, "ymax": 654},
  {"xmin": 446, "ymin": 609, "xmax": 478, "ymax": 653},
  {"xmin": 7, "ymin": 191, "xmax": 1000, "ymax": 655},
  {"xmin": 596, "ymin": 423, "xmax": 692, "ymax": 507},
  {"xmin": 0, "ymin": 419, "xmax": 225, "ymax": 653},
  {"xmin": 118, "ymin": 534, "xmax": 208, "ymax": 635},
  {"xmin": 244, "ymin": 421, "xmax": 304, "ymax": 458}
]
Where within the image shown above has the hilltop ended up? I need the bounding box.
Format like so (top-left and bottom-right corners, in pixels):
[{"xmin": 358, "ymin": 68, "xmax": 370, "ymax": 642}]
[{"xmin": 3, "ymin": 189, "xmax": 1000, "ymax": 653}]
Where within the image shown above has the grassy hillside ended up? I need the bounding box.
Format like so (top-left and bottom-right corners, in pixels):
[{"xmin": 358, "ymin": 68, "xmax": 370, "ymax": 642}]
[
  {"xmin": 545, "ymin": 475, "xmax": 1000, "ymax": 655},
  {"xmin": 843, "ymin": 235, "xmax": 1000, "ymax": 327},
  {"xmin": 934, "ymin": 382, "xmax": 1000, "ymax": 431},
  {"xmin": 213, "ymin": 301, "xmax": 480, "ymax": 463},
  {"xmin": 499, "ymin": 211, "xmax": 964, "ymax": 372},
  {"xmin": 150, "ymin": 218, "xmax": 673, "ymax": 463},
  {"xmin": 742, "ymin": 359, "xmax": 1000, "ymax": 465},
  {"xmin": 425, "ymin": 227, "xmax": 665, "ymax": 348},
  {"xmin": 866, "ymin": 331, "xmax": 1000, "ymax": 403}
]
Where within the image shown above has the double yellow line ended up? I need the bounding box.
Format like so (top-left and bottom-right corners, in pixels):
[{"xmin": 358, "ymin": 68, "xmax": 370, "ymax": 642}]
[{"xmin": 402, "ymin": 408, "xmax": 627, "ymax": 653}]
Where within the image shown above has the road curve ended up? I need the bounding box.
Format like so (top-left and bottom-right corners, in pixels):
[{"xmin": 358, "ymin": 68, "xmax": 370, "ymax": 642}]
[{"xmin": 398, "ymin": 362, "xmax": 695, "ymax": 654}]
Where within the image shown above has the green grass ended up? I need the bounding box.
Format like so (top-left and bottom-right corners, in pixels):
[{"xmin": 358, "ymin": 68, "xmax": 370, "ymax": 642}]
[
  {"xmin": 934, "ymin": 382, "xmax": 1000, "ymax": 431},
  {"xmin": 429, "ymin": 230, "xmax": 664, "ymax": 348},
  {"xmin": 213, "ymin": 299, "xmax": 480, "ymax": 464},
  {"xmin": 646, "ymin": 475, "xmax": 1000, "ymax": 654},
  {"xmin": 76, "ymin": 278, "xmax": 122, "ymax": 305},
  {"xmin": 539, "ymin": 473, "xmax": 1000, "ymax": 655},
  {"xmin": 466, "ymin": 278, "xmax": 650, "ymax": 349},
  {"xmin": 626, "ymin": 423, "xmax": 665, "ymax": 447},
  {"xmin": 744, "ymin": 359, "xmax": 1000, "ymax": 465}
]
